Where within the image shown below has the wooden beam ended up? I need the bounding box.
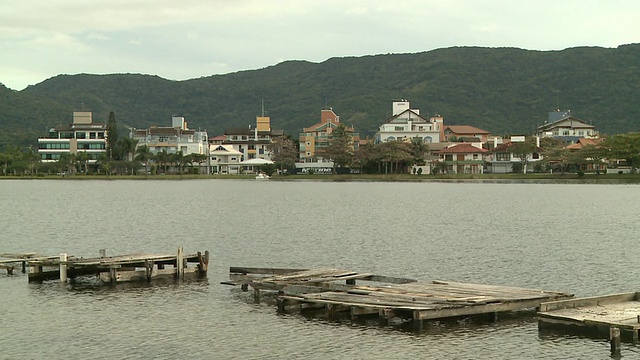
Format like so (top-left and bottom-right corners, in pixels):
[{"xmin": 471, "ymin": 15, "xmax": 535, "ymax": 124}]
[
  {"xmin": 539, "ymin": 293, "xmax": 638, "ymax": 312},
  {"xmin": 229, "ymin": 266, "xmax": 308, "ymax": 275}
]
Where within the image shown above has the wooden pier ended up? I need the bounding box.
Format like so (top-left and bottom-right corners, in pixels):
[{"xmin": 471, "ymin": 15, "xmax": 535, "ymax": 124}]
[
  {"xmin": 1, "ymin": 248, "xmax": 209, "ymax": 284},
  {"xmin": 224, "ymin": 267, "xmax": 573, "ymax": 331},
  {"xmin": 538, "ymin": 292, "xmax": 640, "ymax": 343}
]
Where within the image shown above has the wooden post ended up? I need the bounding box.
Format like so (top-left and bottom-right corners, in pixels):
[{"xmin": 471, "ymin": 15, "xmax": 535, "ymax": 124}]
[
  {"xmin": 378, "ymin": 309, "xmax": 390, "ymax": 326},
  {"xmin": 326, "ymin": 304, "xmax": 336, "ymax": 320},
  {"xmin": 99, "ymin": 249, "xmax": 106, "ymax": 258},
  {"xmin": 145, "ymin": 260, "xmax": 154, "ymax": 282},
  {"xmin": 176, "ymin": 247, "xmax": 184, "ymax": 280},
  {"xmin": 277, "ymin": 292, "xmax": 286, "ymax": 313},
  {"xmin": 254, "ymin": 288, "xmax": 260, "ymax": 304},
  {"xmin": 21, "ymin": 261, "xmax": 26, "ymax": 273},
  {"xmin": 488, "ymin": 312, "xmax": 498, "ymax": 322},
  {"xmin": 109, "ymin": 267, "xmax": 117, "ymax": 285},
  {"xmin": 610, "ymin": 327, "xmax": 621, "ymax": 356},
  {"xmin": 241, "ymin": 283, "xmax": 249, "ymax": 292},
  {"xmin": 412, "ymin": 310, "xmax": 423, "ymax": 332},
  {"xmin": 59, "ymin": 253, "xmax": 68, "ymax": 283}
]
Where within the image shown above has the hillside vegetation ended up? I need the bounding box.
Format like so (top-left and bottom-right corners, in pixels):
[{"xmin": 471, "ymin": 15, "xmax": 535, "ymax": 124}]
[{"xmin": 2, "ymin": 44, "xmax": 640, "ymax": 148}]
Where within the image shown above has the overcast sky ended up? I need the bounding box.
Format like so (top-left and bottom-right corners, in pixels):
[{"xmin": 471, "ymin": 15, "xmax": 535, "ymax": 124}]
[{"xmin": 1, "ymin": 0, "xmax": 638, "ymax": 91}]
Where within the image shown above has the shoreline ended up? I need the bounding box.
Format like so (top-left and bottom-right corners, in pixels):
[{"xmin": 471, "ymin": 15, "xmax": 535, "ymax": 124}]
[{"xmin": 1, "ymin": 173, "xmax": 640, "ymax": 184}]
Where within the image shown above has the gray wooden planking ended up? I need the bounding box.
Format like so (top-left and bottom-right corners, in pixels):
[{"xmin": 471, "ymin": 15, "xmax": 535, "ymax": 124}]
[{"xmin": 225, "ymin": 267, "xmax": 573, "ymax": 322}]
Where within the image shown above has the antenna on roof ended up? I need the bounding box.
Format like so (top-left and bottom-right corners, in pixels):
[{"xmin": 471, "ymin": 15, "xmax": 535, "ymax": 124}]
[{"xmin": 261, "ymin": 98, "xmax": 265, "ymax": 117}]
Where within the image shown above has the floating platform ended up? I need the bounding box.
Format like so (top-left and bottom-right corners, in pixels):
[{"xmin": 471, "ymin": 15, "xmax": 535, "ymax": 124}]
[
  {"xmin": 1, "ymin": 248, "xmax": 209, "ymax": 284},
  {"xmin": 538, "ymin": 292, "xmax": 640, "ymax": 342},
  {"xmin": 224, "ymin": 267, "xmax": 573, "ymax": 331}
]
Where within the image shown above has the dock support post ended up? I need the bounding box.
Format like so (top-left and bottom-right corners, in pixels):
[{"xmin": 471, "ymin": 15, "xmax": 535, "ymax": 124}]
[
  {"xmin": 21, "ymin": 261, "xmax": 26, "ymax": 273},
  {"xmin": 59, "ymin": 253, "xmax": 68, "ymax": 283},
  {"xmin": 412, "ymin": 310, "xmax": 423, "ymax": 333},
  {"xmin": 378, "ymin": 309, "xmax": 390, "ymax": 326},
  {"xmin": 241, "ymin": 284, "xmax": 249, "ymax": 292},
  {"xmin": 109, "ymin": 267, "xmax": 117, "ymax": 285},
  {"xmin": 176, "ymin": 247, "xmax": 184, "ymax": 281},
  {"xmin": 488, "ymin": 312, "xmax": 498, "ymax": 322},
  {"xmin": 277, "ymin": 292, "xmax": 286, "ymax": 313},
  {"xmin": 254, "ymin": 288, "xmax": 260, "ymax": 304},
  {"xmin": 610, "ymin": 327, "xmax": 621, "ymax": 356},
  {"xmin": 326, "ymin": 304, "xmax": 336, "ymax": 320}
]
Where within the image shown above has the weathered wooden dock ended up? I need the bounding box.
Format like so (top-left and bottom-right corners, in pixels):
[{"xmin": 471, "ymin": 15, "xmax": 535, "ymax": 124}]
[
  {"xmin": 538, "ymin": 292, "xmax": 640, "ymax": 342},
  {"xmin": 1, "ymin": 248, "xmax": 209, "ymax": 284},
  {"xmin": 224, "ymin": 267, "xmax": 573, "ymax": 331}
]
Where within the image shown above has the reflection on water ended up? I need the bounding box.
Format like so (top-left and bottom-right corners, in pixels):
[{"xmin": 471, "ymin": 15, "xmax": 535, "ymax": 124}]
[{"xmin": 1, "ymin": 180, "xmax": 640, "ymax": 359}]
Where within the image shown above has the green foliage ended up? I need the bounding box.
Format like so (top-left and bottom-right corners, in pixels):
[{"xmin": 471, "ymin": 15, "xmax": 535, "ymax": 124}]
[
  {"xmin": 260, "ymin": 163, "xmax": 277, "ymax": 176},
  {"xmin": 3, "ymin": 45, "xmax": 640, "ymax": 149},
  {"xmin": 106, "ymin": 111, "xmax": 118, "ymax": 159}
]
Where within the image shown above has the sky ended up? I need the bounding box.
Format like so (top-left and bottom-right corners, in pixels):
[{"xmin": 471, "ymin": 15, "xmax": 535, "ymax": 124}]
[{"xmin": 1, "ymin": 0, "xmax": 639, "ymax": 91}]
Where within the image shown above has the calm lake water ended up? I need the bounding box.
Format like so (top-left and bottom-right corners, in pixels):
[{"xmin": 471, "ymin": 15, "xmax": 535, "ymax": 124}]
[{"xmin": 1, "ymin": 179, "xmax": 640, "ymax": 359}]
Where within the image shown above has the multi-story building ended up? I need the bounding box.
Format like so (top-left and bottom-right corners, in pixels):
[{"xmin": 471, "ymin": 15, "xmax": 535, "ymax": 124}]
[
  {"xmin": 374, "ymin": 100, "xmax": 443, "ymax": 144},
  {"xmin": 443, "ymin": 125, "xmax": 491, "ymax": 142},
  {"xmin": 536, "ymin": 109, "xmax": 598, "ymax": 143},
  {"xmin": 38, "ymin": 111, "xmax": 107, "ymax": 163},
  {"xmin": 299, "ymin": 108, "xmax": 360, "ymax": 162},
  {"xmin": 130, "ymin": 116, "xmax": 208, "ymax": 156},
  {"xmin": 437, "ymin": 143, "xmax": 487, "ymax": 174},
  {"xmin": 222, "ymin": 115, "xmax": 284, "ymax": 162}
]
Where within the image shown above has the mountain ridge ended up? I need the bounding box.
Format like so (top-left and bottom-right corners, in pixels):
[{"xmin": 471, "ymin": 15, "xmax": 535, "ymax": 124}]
[{"xmin": 2, "ymin": 44, "xmax": 639, "ymax": 148}]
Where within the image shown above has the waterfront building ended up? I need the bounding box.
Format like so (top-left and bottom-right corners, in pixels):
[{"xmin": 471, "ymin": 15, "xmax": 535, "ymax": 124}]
[
  {"xmin": 222, "ymin": 114, "xmax": 284, "ymax": 162},
  {"xmin": 536, "ymin": 109, "xmax": 598, "ymax": 143},
  {"xmin": 437, "ymin": 143, "xmax": 487, "ymax": 174},
  {"xmin": 374, "ymin": 100, "xmax": 442, "ymax": 144},
  {"xmin": 443, "ymin": 125, "xmax": 491, "ymax": 142},
  {"xmin": 37, "ymin": 111, "xmax": 107, "ymax": 163},
  {"xmin": 299, "ymin": 108, "xmax": 360, "ymax": 163},
  {"xmin": 130, "ymin": 116, "xmax": 208, "ymax": 156}
]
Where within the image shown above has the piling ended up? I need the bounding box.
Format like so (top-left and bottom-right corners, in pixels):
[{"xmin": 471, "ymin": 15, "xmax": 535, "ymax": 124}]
[
  {"xmin": 610, "ymin": 327, "xmax": 621, "ymax": 356},
  {"xmin": 59, "ymin": 253, "xmax": 67, "ymax": 282}
]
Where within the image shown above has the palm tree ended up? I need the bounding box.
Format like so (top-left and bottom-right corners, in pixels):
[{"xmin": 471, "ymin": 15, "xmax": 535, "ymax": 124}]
[
  {"xmin": 154, "ymin": 150, "xmax": 170, "ymax": 174},
  {"xmin": 135, "ymin": 145, "xmax": 153, "ymax": 175}
]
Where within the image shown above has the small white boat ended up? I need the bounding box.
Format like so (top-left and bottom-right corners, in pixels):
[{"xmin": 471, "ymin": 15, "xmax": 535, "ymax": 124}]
[{"xmin": 255, "ymin": 173, "xmax": 270, "ymax": 180}]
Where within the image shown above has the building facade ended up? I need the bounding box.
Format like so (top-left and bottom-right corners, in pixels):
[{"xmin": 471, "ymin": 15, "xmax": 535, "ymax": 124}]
[
  {"xmin": 299, "ymin": 108, "xmax": 360, "ymax": 162},
  {"xmin": 536, "ymin": 109, "xmax": 597, "ymax": 143},
  {"xmin": 437, "ymin": 143, "xmax": 487, "ymax": 174},
  {"xmin": 222, "ymin": 115, "xmax": 284, "ymax": 162},
  {"xmin": 374, "ymin": 100, "xmax": 442, "ymax": 144},
  {"xmin": 38, "ymin": 111, "xmax": 107, "ymax": 163},
  {"xmin": 130, "ymin": 116, "xmax": 208, "ymax": 156}
]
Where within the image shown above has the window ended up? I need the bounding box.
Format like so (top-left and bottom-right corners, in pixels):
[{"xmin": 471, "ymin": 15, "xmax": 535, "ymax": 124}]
[
  {"xmin": 473, "ymin": 154, "xmax": 478, "ymax": 160},
  {"xmin": 394, "ymin": 126, "xmax": 404, "ymax": 131},
  {"xmin": 248, "ymin": 144, "xmax": 255, "ymax": 150},
  {"xmin": 90, "ymin": 132, "xmax": 96, "ymax": 139},
  {"xmin": 445, "ymin": 154, "xmax": 453, "ymax": 161},
  {"xmin": 423, "ymin": 136, "xmax": 432, "ymax": 143},
  {"xmin": 259, "ymin": 148, "xmax": 264, "ymax": 154},
  {"xmin": 532, "ymin": 153, "xmax": 540, "ymax": 160},
  {"xmin": 76, "ymin": 132, "xmax": 86, "ymax": 139},
  {"xmin": 230, "ymin": 157, "xmax": 237, "ymax": 161},
  {"xmin": 563, "ymin": 130, "xmax": 570, "ymax": 136},
  {"xmin": 98, "ymin": 132, "xmax": 105, "ymax": 139},
  {"xmin": 496, "ymin": 153, "xmax": 510, "ymax": 161}
]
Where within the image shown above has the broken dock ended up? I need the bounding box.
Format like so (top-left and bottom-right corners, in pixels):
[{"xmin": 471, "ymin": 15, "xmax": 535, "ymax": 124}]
[
  {"xmin": 224, "ymin": 267, "xmax": 573, "ymax": 331},
  {"xmin": 1, "ymin": 248, "xmax": 209, "ymax": 284},
  {"xmin": 538, "ymin": 292, "xmax": 640, "ymax": 342}
]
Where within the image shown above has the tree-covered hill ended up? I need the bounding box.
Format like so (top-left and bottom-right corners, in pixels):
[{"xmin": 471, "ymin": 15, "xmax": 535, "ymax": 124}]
[{"xmin": 2, "ymin": 44, "xmax": 639, "ymax": 148}]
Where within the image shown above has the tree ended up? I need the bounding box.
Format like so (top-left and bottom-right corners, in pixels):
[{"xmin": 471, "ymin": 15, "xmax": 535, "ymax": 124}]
[
  {"xmin": 267, "ymin": 137, "xmax": 298, "ymax": 173},
  {"xmin": 117, "ymin": 137, "xmax": 138, "ymax": 162},
  {"xmin": 75, "ymin": 151, "xmax": 89, "ymax": 174},
  {"xmin": 603, "ymin": 133, "xmax": 640, "ymax": 173},
  {"xmin": 154, "ymin": 150, "xmax": 170, "ymax": 174},
  {"xmin": 573, "ymin": 144, "xmax": 607, "ymax": 174},
  {"xmin": 324, "ymin": 124, "xmax": 353, "ymax": 173},
  {"xmin": 408, "ymin": 137, "xmax": 428, "ymax": 166},
  {"xmin": 542, "ymin": 147, "xmax": 571, "ymax": 173},
  {"xmin": 135, "ymin": 145, "xmax": 153, "ymax": 175},
  {"xmin": 509, "ymin": 140, "xmax": 537, "ymax": 174},
  {"xmin": 106, "ymin": 111, "xmax": 119, "ymax": 160}
]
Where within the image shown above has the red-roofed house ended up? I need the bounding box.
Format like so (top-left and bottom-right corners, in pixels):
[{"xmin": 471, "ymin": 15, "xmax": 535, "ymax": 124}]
[
  {"xmin": 437, "ymin": 143, "xmax": 487, "ymax": 174},
  {"xmin": 443, "ymin": 125, "xmax": 491, "ymax": 142}
]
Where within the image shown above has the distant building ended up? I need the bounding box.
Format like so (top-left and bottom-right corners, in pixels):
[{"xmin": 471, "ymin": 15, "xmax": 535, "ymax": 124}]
[
  {"xmin": 437, "ymin": 143, "xmax": 487, "ymax": 174},
  {"xmin": 222, "ymin": 114, "xmax": 285, "ymax": 162},
  {"xmin": 130, "ymin": 116, "xmax": 208, "ymax": 156},
  {"xmin": 299, "ymin": 108, "xmax": 360, "ymax": 162},
  {"xmin": 38, "ymin": 111, "xmax": 107, "ymax": 163},
  {"xmin": 374, "ymin": 100, "xmax": 442, "ymax": 144},
  {"xmin": 443, "ymin": 125, "xmax": 491, "ymax": 142},
  {"xmin": 536, "ymin": 109, "xmax": 598, "ymax": 143}
]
